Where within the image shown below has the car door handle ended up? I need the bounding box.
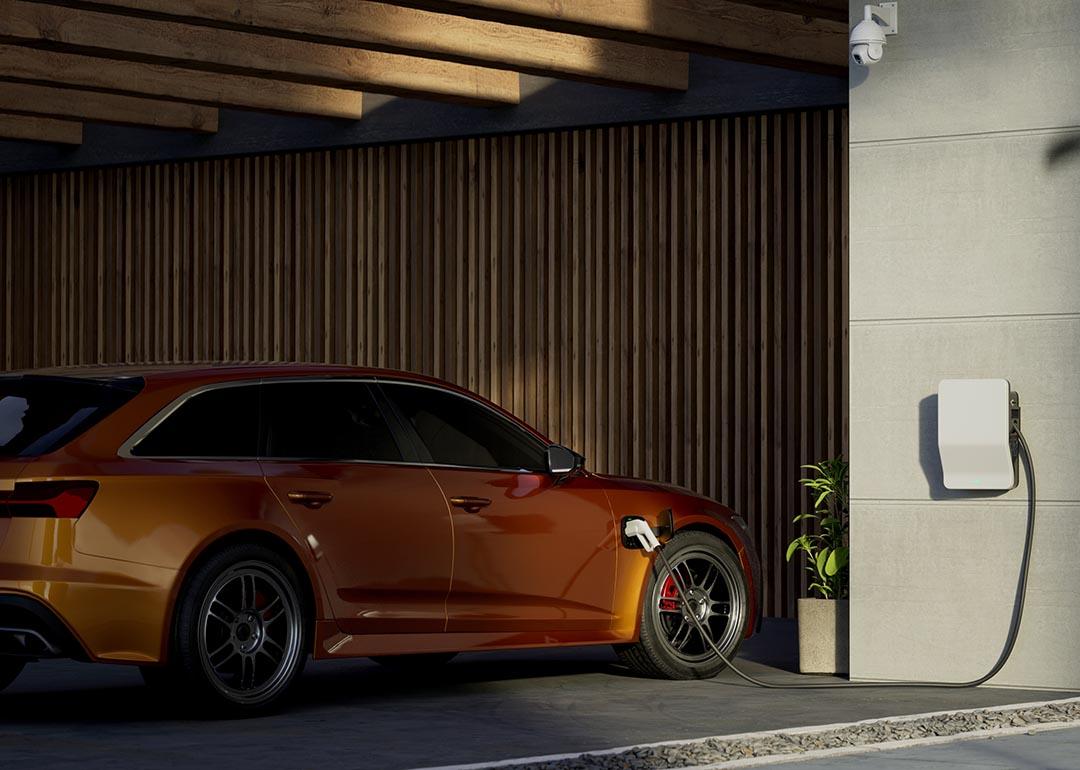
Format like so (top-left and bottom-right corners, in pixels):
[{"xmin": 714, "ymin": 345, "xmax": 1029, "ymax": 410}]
[
  {"xmin": 449, "ymin": 496, "xmax": 492, "ymax": 513},
  {"xmin": 286, "ymin": 490, "xmax": 334, "ymax": 509}
]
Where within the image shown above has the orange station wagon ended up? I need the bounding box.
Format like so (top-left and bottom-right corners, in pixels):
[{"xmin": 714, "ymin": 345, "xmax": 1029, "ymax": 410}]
[{"xmin": 0, "ymin": 365, "xmax": 760, "ymax": 713}]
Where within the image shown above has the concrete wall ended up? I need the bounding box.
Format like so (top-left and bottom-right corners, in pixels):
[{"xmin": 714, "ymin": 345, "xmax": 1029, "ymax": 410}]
[{"xmin": 849, "ymin": 0, "xmax": 1080, "ymax": 688}]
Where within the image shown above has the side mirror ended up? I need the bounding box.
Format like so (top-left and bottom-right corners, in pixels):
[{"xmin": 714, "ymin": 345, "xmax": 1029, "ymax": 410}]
[{"xmin": 546, "ymin": 444, "xmax": 582, "ymax": 475}]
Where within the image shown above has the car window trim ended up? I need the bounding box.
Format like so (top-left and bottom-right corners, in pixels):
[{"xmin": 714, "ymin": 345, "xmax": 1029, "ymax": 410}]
[
  {"xmin": 254, "ymin": 456, "xmax": 545, "ymax": 475},
  {"xmin": 374, "ymin": 379, "xmax": 550, "ymax": 474},
  {"xmin": 119, "ymin": 375, "xmax": 552, "ymax": 471}
]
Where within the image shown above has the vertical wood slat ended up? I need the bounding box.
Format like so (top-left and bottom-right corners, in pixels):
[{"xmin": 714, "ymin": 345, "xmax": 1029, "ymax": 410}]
[{"xmin": 0, "ymin": 108, "xmax": 848, "ymax": 618}]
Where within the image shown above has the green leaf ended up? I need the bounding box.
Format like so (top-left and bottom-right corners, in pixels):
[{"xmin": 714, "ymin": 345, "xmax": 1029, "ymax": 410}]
[
  {"xmin": 792, "ymin": 513, "xmax": 818, "ymax": 523},
  {"xmin": 824, "ymin": 550, "xmax": 839, "ymax": 576},
  {"xmin": 814, "ymin": 490, "xmax": 830, "ymax": 509},
  {"xmin": 815, "ymin": 548, "xmax": 829, "ymax": 577},
  {"xmin": 785, "ymin": 540, "xmax": 800, "ymax": 561}
]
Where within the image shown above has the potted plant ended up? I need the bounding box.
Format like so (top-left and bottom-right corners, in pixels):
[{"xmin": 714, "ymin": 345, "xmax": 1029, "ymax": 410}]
[{"xmin": 785, "ymin": 457, "xmax": 849, "ymax": 675}]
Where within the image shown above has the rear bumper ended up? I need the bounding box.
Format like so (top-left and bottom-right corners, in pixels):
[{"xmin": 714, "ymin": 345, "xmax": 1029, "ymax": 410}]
[
  {"xmin": 0, "ymin": 594, "xmax": 89, "ymax": 660},
  {"xmin": 0, "ymin": 519, "xmax": 178, "ymax": 664},
  {"xmin": 0, "ymin": 577, "xmax": 174, "ymax": 664}
]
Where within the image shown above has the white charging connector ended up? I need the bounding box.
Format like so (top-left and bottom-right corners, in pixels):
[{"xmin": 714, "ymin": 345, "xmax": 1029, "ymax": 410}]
[{"xmin": 623, "ymin": 517, "xmax": 661, "ymax": 552}]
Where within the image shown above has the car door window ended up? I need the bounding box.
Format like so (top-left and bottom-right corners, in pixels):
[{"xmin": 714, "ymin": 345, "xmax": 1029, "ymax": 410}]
[
  {"xmin": 130, "ymin": 384, "xmax": 259, "ymax": 458},
  {"xmin": 380, "ymin": 383, "xmax": 546, "ymax": 472},
  {"xmin": 261, "ymin": 381, "xmax": 403, "ymax": 462}
]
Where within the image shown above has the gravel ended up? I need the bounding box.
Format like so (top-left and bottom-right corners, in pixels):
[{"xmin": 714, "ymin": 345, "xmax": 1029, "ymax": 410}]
[{"xmin": 500, "ymin": 700, "xmax": 1080, "ymax": 770}]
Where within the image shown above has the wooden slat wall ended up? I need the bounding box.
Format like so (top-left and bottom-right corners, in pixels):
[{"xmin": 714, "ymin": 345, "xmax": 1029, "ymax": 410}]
[{"xmin": 0, "ymin": 108, "xmax": 847, "ymax": 618}]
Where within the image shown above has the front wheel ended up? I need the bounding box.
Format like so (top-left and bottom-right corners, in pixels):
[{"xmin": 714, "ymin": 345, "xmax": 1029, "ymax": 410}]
[
  {"xmin": 617, "ymin": 530, "xmax": 748, "ymax": 680},
  {"xmin": 0, "ymin": 659, "xmax": 24, "ymax": 693},
  {"xmin": 172, "ymin": 544, "xmax": 309, "ymax": 715}
]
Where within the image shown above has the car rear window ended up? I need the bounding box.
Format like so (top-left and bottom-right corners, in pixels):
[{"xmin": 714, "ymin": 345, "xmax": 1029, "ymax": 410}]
[
  {"xmin": 0, "ymin": 375, "xmax": 143, "ymax": 458},
  {"xmin": 130, "ymin": 384, "xmax": 259, "ymax": 458}
]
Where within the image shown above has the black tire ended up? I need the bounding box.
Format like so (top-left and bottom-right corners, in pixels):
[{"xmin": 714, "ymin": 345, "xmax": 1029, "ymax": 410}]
[
  {"xmin": 617, "ymin": 530, "xmax": 749, "ymax": 680},
  {"xmin": 371, "ymin": 652, "xmax": 457, "ymax": 672},
  {"xmin": 170, "ymin": 543, "xmax": 309, "ymax": 716},
  {"xmin": 0, "ymin": 659, "xmax": 24, "ymax": 693}
]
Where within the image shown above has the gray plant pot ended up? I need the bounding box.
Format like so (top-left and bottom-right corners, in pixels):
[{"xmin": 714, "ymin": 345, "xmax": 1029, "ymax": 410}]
[{"xmin": 797, "ymin": 598, "xmax": 849, "ymax": 675}]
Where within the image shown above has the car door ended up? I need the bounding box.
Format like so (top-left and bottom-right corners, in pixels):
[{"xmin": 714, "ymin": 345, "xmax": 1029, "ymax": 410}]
[
  {"xmin": 377, "ymin": 380, "xmax": 617, "ymax": 634},
  {"xmin": 259, "ymin": 379, "xmax": 453, "ymax": 635}
]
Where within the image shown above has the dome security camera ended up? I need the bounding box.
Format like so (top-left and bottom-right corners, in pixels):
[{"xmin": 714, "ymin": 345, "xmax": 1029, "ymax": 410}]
[{"xmin": 851, "ymin": 3, "xmax": 897, "ymax": 66}]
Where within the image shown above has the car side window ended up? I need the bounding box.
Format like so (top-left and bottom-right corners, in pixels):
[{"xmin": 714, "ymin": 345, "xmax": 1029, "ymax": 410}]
[
  {"xmin": 261, "ymin": 381, "xmax": 403, "ymax": 463},
  {"xmin": 130, "ymin": 384, "xmax": 259, "ymax": 458},
  {"xmin": 380, "ymin": 383, "xmax": 547, "ymax": 472}
]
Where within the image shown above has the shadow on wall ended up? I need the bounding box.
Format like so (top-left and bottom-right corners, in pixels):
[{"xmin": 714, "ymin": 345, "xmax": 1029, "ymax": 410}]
[
  {"xmin": 918, "ymin": 394, "xmax": 1009, "ymax": 501},
  {"xmin": 1045, "ymin": 134, "xmax": 1080, "ymax": 168}
]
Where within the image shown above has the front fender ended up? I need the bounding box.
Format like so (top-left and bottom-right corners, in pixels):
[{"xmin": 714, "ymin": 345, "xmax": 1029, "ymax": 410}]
[{"xmin": 604, "ymin": 484, "xmax": 761, "ymax": 641}]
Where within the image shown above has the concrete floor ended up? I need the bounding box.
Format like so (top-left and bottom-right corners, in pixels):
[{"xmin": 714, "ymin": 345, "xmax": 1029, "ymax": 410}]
[{"xmin": 0, "ymin": 620, "xmax": 1072, "ymax": 770}]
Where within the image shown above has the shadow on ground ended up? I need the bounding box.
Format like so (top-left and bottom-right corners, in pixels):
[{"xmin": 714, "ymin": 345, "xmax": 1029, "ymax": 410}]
[{"xmin": 0, "ymin": 620, "xmax": 1070, "ymax": 770}]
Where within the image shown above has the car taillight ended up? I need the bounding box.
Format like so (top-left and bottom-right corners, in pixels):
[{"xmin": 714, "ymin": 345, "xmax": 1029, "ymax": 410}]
[{"xmin": 0, "ymin": 481, "xmax": 99, "ymax": 519}]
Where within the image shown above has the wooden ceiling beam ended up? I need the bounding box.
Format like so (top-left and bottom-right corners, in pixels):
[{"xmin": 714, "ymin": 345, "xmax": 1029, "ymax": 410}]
[
  {"xmin": 0, "ymin": 111, "xmax": 82, "ymax": 144},
  {"xmin": 0, "ymin": 82, "xmax": 218, "ymax": 132},
  {"xmin": 0, "ymin": 0, "xmax": 518, "ymax": 107},
  {"xmin": 385, "ymin": 0, "xmax": 848, "ymax": 71},
  {"xmin": 51, "ymin": 0, "xmax": 688, "ymax": 91},
  {"xmin": 727, "ymin": 0, "xmax": 848, "ymax": 24},
  {"xmin": 0, "ymin": 45, "xmax": 364, "ymax": 119}
]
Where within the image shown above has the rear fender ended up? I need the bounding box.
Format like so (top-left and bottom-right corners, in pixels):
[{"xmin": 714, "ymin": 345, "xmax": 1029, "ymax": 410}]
[{"xmin": 158, "ymin": 521, "xmax": 330, "ymax": 663}]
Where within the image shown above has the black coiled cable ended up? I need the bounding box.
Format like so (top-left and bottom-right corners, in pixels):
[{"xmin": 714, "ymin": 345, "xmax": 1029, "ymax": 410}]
[{"xmin": 654, "ymin": 430, "xmax": 1037, "ymax": 689}]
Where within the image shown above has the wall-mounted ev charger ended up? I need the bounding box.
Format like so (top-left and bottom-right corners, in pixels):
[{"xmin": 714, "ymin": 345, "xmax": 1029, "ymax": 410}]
[
  {"xmin": 938, "ymin": 378, "xmax": 1020, "ymax": 491},
  {"xmin": 624, "ymin": 377, "xmax": 1037, "ymax": 690}
]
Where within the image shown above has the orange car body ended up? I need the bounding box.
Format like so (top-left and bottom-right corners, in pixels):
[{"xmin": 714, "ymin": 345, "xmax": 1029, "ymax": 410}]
[{"xmin": 0, "ymin": 365, "xmax": 760, "ymax": 665}]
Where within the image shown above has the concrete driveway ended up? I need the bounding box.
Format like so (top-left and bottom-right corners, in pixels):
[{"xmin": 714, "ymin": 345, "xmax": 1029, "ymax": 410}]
[{"xmin": 0, "ymin": 621, "xmax": 1070, "ymax": 770}]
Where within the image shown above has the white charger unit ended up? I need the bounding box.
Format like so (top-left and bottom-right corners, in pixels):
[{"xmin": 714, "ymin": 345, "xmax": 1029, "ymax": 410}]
[{"xmin": 938, "ymin": 378, "xmax": 1018, "ymax": 491}]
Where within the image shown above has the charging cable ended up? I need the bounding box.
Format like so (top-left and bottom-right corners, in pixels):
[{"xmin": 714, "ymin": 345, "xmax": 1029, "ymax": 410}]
[{"xmin": 627, "ymin": 429, "xmax": 1036, "ymax": 690}]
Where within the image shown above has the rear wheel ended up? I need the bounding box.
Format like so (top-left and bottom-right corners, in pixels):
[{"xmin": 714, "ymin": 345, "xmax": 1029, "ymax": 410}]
[
  {"xmin": 172, "ymin": 544, "xmax": 309, "ymax": 715},
  {"xmin": 617, "ymin": 530, "xmax": 748, "ymax": 680},
  {"xmin": 0, "ymin": 659, "xmax": 24, "ymax": 692}
]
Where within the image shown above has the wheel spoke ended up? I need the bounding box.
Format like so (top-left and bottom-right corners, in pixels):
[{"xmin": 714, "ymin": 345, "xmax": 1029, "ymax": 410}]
[
  {"xmin": 263, "ymin": 603, "xmax": 287, "ymax": 625},
  {"xmin": 675, "ymin": 562, "xmax": 694, "ymax": 590},
  {"xmin": 256, "ymin": 647, "xmax": 279, "ymax": 666},
  {"xmin": 212, "ymin": 648, "xmax": 239, "ymax": 674},
  {"xmin": 241, "ymin": 574, "xmax": 256, "ymax": 610},
  {"xmin": 240, "ymin": 654, "xmax": 254, "ymax": 690},
  {"xmin": 670, "ymin": 618, "xmax": 695, "ymax": 651},
  {"xmin": 208, "ymin": 598, "xmax": 235, "ymax": 626},
  {"xmin": 208, "ymin": 639, "xmax": 232, "ymax": 660},
  {"xmin": 260, "ymin": 595, "xmax": 282, "ymax": 617},
  {"xmin": 700, "ymin": 564, "xmax": 720, "ymax": 592}
]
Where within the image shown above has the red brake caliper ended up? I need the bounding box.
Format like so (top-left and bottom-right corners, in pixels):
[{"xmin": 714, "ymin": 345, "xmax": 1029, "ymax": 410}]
[{"xmin": 659, "ymin": 575, "xmax": 680, "ymax": 611}]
